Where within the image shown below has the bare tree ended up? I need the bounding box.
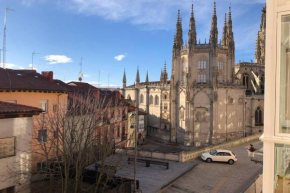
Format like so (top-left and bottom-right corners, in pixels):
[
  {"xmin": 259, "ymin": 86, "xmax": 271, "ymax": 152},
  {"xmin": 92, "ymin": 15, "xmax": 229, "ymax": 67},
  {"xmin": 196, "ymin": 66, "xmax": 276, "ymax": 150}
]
[{"xmin": 5, "ymin": 91, "xmax": 132, "ymax": 193}]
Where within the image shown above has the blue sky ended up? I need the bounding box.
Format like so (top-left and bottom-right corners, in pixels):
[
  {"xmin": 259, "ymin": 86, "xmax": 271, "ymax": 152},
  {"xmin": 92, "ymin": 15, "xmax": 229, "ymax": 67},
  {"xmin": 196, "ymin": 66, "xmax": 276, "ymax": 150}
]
[{"xmin": 0, "ymin": 0, "xmax": 265, "ymax": 88}]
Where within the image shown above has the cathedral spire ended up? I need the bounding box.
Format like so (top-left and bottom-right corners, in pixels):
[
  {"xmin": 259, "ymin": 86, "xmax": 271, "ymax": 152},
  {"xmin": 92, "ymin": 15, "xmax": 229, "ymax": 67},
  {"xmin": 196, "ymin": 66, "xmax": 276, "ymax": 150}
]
[
  {"xmin": 222, "ymin": 13, "xmax": 228, "ymax": 46},
  {"xmin": 210, "ymin": 1, "xmax": 218, "ymax": 47},
  {"xmin": 122, "ymin": 69, "xmax": 126, "ymax": 88},
  {"xmin": 135, "ymin": 66, "xmax": 140, "ymax": 85},
  {"xmin": 173, "ymin": 9, "xmax": 183, "ymax": 58},
  {"xmin": 227, "ymin": 6, "xmax": 232, "ymax": 35},
  {"xmin": 145, "ymin": 70, "xmax": 149, "ymax": 84},
  {"xmin": 188, "ymin": 4, "xmax": 197, "ymax": 52},
  {"xmin": 227, "ymin": 6, "xmax": 235, "ymax": 59}
]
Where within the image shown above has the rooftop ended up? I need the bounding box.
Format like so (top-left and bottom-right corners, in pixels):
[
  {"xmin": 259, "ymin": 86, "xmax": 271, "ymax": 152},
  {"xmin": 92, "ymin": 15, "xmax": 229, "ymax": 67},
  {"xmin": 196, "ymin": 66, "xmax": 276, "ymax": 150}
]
[
  {"xmin": 0, "ymin": 68, "xmax": 67, "ymax": 92},
  {"xmin": 0, "ymin": 101, "xmax": 43, "ymax": 115}
]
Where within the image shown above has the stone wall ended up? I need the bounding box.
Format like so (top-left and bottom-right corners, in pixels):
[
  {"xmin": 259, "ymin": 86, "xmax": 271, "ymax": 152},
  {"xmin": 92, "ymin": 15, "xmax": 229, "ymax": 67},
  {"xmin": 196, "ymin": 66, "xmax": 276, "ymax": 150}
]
[
  {"xmin": 118, "ymin": 134, "xmax": 261, "ymax": 162},
  {"xmin": 180, "ymin": 134, "xmax": 261, "ymax": 162},
  {"xmin": 244, "ymin": 173, "xmax": 263, "ymax": 193}
]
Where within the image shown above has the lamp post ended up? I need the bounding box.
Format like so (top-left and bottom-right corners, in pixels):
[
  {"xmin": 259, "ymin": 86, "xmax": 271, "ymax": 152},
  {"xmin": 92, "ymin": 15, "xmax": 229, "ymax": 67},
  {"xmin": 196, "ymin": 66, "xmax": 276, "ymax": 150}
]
[{"xmin": 130, "ymin": 111, "xmax": 138, "ymax": 192}]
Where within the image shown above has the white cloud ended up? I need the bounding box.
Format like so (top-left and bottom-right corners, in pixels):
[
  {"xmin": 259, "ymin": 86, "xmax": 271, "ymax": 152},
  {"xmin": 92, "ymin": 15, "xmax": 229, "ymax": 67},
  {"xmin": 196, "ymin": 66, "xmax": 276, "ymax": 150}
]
[
  {"xmin": 3, "ymin": 63, "xmax": 25, "ymax": 69},
  {"xmin": 83, "ymin": 73, "xmax": 90, "ymax": 77},
  {"xmin": 28, "ymin": 63, "xmax": 38, "ymax": 70},
  {"xmin": 114, "ymin": 54, "xmax": 126, "ymax": 61},
  {"xmin": 58, "ymin": 0, "xmax": 265, "ymax": 30},
  {"xmin": 45, "ymin": 55, "xmax": 73, "ymax": 65}
]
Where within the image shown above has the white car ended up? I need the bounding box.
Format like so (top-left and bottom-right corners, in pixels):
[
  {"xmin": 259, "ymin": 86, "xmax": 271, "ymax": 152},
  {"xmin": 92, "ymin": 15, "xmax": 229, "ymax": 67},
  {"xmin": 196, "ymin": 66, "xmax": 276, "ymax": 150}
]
[{"xmin": 201, "ymin": 149, "xmax": 237, "ymax": 165}]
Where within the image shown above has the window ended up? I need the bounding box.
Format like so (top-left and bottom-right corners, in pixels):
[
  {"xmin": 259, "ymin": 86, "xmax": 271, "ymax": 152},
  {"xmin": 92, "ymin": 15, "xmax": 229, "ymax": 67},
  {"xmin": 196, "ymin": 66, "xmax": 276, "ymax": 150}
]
[
  {"xmin": 149, "ymin": 95, "xmax": 153, "ymax": 105},
  {"xmin": 38, "ymin": 129, "xmax": 48, "ymax": 143},
  {"xmin": 37, "ymin": 162, "xmax": 47, "ymax": 172},
  {"xmin": 255, "ymin": 106, "xmax": 263, "ymax": 126},
  {"xmin": 198, "ymin": 74, "xmax": 207, "ymax": 83},
  {"xmin": 164, "ymin": 94, "xmax": 167, "ymax": 100},
  {"xmin": 198, "ymin": 60, "xmax": 207, "ymax": 69},
  {"xmin": 0, "ymin": 186, "xmax": 15, "ymax": 193},
  {"xmin": 122, "ymin": 126, "xmax": 126, "ymax": 140},
  {"xmin": 218, "ymin": 61, "xmax": 223, "ymax": 70},
  {"xmin": 39, "ymin": 100, "xmax": 48, "ymax": 113},
  {"xmin": 117, "ymin": 127, "xmax": 120, "ymax": 137},
  {"xmin": 0, "ymin": 137, "xmax": 15, "ymax": 159},
  {"xmin": 164, "ymin": 103, "xmax": 168, "ymax": 110},
  {"xmin": 242, "ymin": 74, "xmax": 249, "ymax": 89},
  {"xmin": 127, "ymin": 94, "xmax": 131, "ymax": 100},
  {"xmin": 274, "ymin": 144, "xmax": 290, "ymax": 192},
  {"xmin": 155, "ymin": 95, "xmax": 159, "ymax": 105},
  {"xmin": 140, "ymin": 94, "xmax": 144, "ymax": 103}
]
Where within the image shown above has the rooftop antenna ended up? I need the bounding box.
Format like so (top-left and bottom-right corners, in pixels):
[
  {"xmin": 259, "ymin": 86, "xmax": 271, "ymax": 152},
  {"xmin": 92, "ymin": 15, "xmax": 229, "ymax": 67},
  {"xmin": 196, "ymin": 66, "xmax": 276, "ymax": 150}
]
[
  {"xmin": 32, "ymin": 51, "xmax": 40, "ymax": 70},
  {"xmin": 79, "ymin": 57, "xmax": 83, "ymax": 82},
  {"xmin": 3, "ymin": 7, "xmax": 14, "ymax": 69}
]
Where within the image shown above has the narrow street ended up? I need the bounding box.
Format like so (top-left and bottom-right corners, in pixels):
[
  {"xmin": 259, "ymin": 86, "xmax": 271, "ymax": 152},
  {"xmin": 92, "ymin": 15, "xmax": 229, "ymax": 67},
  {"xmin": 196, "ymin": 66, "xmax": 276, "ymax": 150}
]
[{"xmin": 164, "ymin": 140, "xmax": 263, "ymax": 193}]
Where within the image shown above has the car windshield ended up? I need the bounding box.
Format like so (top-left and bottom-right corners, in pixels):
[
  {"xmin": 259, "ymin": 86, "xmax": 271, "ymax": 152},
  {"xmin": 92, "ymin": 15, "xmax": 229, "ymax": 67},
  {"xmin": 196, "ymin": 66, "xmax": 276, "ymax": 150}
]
[{"xmin": 209, "ymin": 150, "xmax": 217, "ymax": 155}]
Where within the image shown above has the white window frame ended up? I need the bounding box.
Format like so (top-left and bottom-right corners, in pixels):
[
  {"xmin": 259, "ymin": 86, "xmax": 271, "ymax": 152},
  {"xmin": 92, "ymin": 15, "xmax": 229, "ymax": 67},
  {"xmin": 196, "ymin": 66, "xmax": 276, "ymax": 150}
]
[
  {"xmin": 39, "ymin": 100, "xmax": 48, "ymax": 113},
  {"xmin": 275, "ymin": 11, "xmax": 290, "ymax": 137}
]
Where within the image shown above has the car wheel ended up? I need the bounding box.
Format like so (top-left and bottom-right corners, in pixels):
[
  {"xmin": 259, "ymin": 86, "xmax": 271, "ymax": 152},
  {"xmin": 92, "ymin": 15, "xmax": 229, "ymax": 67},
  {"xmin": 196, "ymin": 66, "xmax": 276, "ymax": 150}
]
[
  {"xmin": 206, "ymin": 158, "xmax": 212, "ymax": 163},
  {"xmin": 228, "ymin": 159, "xmax": 234, "ymax": 165}
]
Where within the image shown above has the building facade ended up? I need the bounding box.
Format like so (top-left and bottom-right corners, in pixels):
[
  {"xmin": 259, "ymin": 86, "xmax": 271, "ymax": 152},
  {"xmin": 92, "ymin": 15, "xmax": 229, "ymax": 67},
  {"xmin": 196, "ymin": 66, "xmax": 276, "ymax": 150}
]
[
  {"xmin": 0, "ymin": 101, "xmax": 42, "ymax": 192},
  {"xmin": 121, "ymin": 3, "xmax": 265, "ymax": 147}
]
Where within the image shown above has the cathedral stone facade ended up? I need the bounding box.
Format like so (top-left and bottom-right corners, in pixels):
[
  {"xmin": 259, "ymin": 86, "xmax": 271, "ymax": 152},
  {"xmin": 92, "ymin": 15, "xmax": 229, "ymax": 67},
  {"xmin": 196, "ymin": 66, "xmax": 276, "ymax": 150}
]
[{"xmin": 121, "ymin": 3, "xmax": 266, "ymax": 147}]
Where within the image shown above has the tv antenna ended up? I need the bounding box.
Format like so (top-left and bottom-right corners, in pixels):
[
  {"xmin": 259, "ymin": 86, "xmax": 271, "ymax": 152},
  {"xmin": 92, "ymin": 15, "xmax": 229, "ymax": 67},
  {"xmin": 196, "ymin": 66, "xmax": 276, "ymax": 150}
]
[
  {"xmin": 32, "ymin": 51, "xmax": 40, "ymax": 69},
  {"xmin": 79, "ymin": 57, "xmax": 83, "ymax": 82},
  {"xmin": 3, "ymin": 7, "xmax": 14, "ymax": 68}
]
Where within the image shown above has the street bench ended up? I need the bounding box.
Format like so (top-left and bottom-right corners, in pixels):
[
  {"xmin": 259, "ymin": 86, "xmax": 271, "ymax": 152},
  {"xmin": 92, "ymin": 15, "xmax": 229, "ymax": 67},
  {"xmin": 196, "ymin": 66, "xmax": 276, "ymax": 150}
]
[{"xmin": 127, "ymin": 157, "xmax": 169, "ymax": 169}]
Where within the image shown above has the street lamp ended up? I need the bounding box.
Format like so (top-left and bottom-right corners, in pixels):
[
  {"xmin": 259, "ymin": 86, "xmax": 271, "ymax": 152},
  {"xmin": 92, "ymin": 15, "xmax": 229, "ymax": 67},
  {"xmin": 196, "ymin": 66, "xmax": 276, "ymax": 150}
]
[{"xmin": 129, "ymin": 112, "xmax": 139, "ymax": 192}]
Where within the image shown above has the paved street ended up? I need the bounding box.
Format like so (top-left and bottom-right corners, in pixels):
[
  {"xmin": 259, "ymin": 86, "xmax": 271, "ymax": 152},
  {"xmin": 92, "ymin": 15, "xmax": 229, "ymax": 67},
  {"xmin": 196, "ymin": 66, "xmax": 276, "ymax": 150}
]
[
  {"xmin": 164, "ymin": 140, "xmax": 263, "ymax": 193},
  {"xmin": 115, "ymin": 157, "xmax": 197, "ymax": 193}
]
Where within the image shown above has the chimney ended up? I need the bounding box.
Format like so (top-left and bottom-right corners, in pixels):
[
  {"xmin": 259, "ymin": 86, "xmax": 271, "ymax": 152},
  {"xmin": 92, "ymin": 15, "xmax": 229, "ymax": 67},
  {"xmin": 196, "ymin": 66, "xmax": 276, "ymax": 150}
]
[
  {"xmin": 115, "ymin": 91, "xmax": 122, "ymax": 99},
  {"xmin": 41, "ymin": 71, "xmax": 53, "ymax": 82}
]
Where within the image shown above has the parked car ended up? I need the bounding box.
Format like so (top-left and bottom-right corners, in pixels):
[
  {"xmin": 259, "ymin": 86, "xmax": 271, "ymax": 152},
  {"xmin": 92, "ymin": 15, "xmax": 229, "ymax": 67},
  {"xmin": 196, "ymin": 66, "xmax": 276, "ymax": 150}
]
[{"xmin": 201, "ymin": 149, "xmax": 237, "ymax": 165}]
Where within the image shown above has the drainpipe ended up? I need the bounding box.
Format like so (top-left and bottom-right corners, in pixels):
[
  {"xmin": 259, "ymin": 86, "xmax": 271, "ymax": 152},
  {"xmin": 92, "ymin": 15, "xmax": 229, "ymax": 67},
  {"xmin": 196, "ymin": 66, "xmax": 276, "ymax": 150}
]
[{"xmin": 57, "ymin": 93, "xmax": 62, "ymax": 158}]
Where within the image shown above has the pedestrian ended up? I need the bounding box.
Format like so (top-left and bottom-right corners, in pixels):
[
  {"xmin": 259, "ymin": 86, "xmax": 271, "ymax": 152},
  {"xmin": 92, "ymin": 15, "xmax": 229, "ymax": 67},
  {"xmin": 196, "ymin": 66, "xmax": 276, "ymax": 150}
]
[
  {"xmin": 247, "ymin": 144, "xmax": 256, "ymax": 159},
  {"xmin": 247, "ymin": 144, "xmax": 256, "ymax": 152}
]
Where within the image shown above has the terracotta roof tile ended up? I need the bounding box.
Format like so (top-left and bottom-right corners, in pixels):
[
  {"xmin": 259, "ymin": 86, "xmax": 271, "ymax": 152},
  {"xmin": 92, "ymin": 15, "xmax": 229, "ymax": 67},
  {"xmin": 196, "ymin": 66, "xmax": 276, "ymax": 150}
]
[
  {"xmin": 0, "ymin": 101, "xmax": 43, "ymax": 114},
  {"xmin": 0, "ymin": 68, "xmax": 67, "ymax": 92}
]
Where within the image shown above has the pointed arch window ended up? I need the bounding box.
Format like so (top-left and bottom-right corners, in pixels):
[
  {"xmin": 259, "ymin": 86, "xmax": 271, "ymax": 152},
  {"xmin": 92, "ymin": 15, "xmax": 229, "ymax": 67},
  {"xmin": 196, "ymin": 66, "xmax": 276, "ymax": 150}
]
[
  {"xmin": 255, "ymin": 106, "xmax": 263, "ymax": 126},
  {"xmin": 242, "ymin": 73, "xmax": 249, "ymax": 89},
  {"xmin": 155, "ymin": 95, "xmax": 159, "ymax": 105},
  {"xmin": 140, "ymin": 94, "xmax": 144, "ymax": 103},
  {"xmin": 127, "ymin": 94, "xmax": 131, "ymax": 100},
  {"xmin": 198, "ymin": 60, "xmax": 207, "ymax": 69},
  {"xmin": 164, "ymin": 93, "xmax": 167, "ymax": 100},
  {"xmin": 218, "ymin": 61, "xmax": 223, "ymax": 70},
  {"xmin": 198, "ymin": 73, "xmax": 207, "ymax": 83},
  {"xmin": 149, "ymin": 95, "xmax": 153, "ymax": 105}
]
